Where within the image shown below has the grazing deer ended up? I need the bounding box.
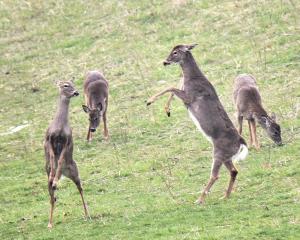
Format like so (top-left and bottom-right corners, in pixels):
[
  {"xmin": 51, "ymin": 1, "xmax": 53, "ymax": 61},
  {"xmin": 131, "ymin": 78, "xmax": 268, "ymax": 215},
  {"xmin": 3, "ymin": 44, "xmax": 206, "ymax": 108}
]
[
  {"xmin": 44, "ymin": 80, "xmax": 89, "ymax": 228},
  {"xmin": 82, "ymin": 71, "xmax": 109, "ymax": 141},
  {"xmin": 147, "ymin": 44, "xmax": 248, "ymax": 204},
  {"xmin": 233, "ymin": 74, "xmax": 282, "ymax": 149}
]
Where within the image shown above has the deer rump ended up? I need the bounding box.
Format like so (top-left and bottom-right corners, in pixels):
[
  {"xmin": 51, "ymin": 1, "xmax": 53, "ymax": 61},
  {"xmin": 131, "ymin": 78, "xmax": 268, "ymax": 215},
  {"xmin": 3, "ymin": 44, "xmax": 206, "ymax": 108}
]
[{"xmin": 187, "ymin": 104, "xmax": 248, "ymax": 162}]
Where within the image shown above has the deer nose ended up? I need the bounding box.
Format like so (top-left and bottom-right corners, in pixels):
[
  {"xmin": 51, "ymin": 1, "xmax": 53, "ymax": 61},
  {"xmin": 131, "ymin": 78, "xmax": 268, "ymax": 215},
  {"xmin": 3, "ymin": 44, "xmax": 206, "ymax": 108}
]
[
  {"xmin": 277, "ymin": 141, "xmax": 283, "ymax": 146},
  {"xmin": 73, "ymin": 91, "xmax": 79, "ymax": 96},
  {"xmin": 163, "ymin": 60, "xmax": 171, "ymax": 66},
  {"xmin": 90, "ymin": 128, "xmax": 96, "ymax": 132}
]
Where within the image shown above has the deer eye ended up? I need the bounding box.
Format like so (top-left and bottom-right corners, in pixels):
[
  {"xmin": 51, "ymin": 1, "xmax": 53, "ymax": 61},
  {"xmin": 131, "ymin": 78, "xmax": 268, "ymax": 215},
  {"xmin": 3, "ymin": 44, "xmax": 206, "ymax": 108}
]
[
  {"xmin": 63, "ymin": 84, "xmax": 69, "ymax": 88},
  {"xmin": 173, "ymin": 51, "xmax": 177, "ymax": 55}
]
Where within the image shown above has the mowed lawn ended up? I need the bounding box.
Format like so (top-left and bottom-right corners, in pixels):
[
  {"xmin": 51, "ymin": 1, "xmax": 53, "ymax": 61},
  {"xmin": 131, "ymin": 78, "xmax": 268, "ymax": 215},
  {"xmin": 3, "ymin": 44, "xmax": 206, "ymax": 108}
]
[{"xmin": 0, "ymin": 0, "xmax": 299, "ymax": 239}]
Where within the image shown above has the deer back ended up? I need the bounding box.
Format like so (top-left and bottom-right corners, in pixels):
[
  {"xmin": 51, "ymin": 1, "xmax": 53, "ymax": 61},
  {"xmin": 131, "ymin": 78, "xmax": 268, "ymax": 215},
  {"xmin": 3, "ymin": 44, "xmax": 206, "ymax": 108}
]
[{"xmin": 84, "ymin": 71, "xmax": 108, "ymax": 110}]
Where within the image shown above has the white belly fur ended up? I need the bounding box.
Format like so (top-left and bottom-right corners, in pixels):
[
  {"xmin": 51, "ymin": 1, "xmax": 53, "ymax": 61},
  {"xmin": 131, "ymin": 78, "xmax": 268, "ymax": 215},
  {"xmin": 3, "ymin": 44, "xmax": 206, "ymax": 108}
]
[
  {"xmin": 188, "ymin": 109, "xmax": 212, "ymax": 143},
  {"xmin": 232, "ymin": 144, "xmax": 248, "ymax": 162},
  {"xmin": 188, "ymin": 109, "xmax": 248, "ymax": 162}
]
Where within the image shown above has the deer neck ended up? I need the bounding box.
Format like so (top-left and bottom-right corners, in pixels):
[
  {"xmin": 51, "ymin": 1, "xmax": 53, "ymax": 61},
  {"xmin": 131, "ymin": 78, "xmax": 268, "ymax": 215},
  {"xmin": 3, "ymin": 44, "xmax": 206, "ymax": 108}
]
[
  {"xmin": 180, "ymin": 52, "xmax": 207, "ymax": 82},
  {"xmin": 254, "ymin": 106, "xmax": 269, "ymax": 129},
  {"xmin": 53, "ymin": 95, "xmax": 70, "ymax": 127}
]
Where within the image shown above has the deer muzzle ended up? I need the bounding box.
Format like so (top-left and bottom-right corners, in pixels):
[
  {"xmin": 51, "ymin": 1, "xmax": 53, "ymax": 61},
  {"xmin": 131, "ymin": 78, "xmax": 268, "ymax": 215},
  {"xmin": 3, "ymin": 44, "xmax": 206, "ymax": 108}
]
[{"xmin": 163, "ymin": 60, "xmax": 171, "ymax": 66}]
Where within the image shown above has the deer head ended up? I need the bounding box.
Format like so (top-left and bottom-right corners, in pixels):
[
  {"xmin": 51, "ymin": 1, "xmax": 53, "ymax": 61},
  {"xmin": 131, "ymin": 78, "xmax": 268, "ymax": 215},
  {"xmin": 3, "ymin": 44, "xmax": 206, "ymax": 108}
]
[
  {"xmin": 82, "ymin": 102, "xmax": 103, "ymax": 132},
  {"xmin": 260, "ymin": 113, "xmax": 282, "ymax": 145},
  {"xmin": 57, "ymin": 80, "xmax": 79, "ymax": 98},
  {"xmin": 163, "ymin": 44, "xmax": 198, "ymax": 66}
]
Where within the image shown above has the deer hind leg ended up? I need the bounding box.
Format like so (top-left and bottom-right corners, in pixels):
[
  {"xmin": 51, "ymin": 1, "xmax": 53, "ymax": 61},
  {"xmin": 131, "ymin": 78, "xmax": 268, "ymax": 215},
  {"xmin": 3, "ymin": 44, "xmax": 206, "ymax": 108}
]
[
  {"xmin": 47, "ymin": 180, "xmax": 56, "ymax": 228},
  {"xmin": 103, "ymin": 111, "xmax": 109, "ymax": 140},
  {"xmin": 195, "ymin": 159, "xmax": 222, "ymax": 204},
  {"xmin": 64, "ymin": 161, "xmax": 90, "ymax": 219},
  {"xmin": 223, "ymin": 161, "xmax": 238, "ymax": 199},
  {"xmin": 46, "ymin": 157, "xmax": 56, "ymax": 228}
]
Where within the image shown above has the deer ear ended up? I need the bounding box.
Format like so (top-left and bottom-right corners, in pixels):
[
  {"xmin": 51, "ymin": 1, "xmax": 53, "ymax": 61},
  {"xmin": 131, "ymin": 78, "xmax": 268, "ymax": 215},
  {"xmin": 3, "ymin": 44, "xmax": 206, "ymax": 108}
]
[
  {"xmin": 82, "ymin": 105, "xmax": 90, "ymax": 113},
  {"xmin": 97, "ymin": 102, "xmax": 103, "ymax": 112},
  {"xmin": 182, "ymin": 44, "xmax": 198, "ymax": 52},
  {"xmin": 262, "ymin": 116, "xmax": 271, "ymax": 127},
  {"xmin": 270, "ymin": 112, "xmax": 277, "ymax": 122},
  {"xmin": 54, "ymin": 80, "xmax": 63, "ymax": 87},
  {"xmin": 187, "ymin": 43, "xmax": 198, "ymax": 50},
  {"xmin": 261, "ymin": 116, "xmax": 268, "ymax": 124}
]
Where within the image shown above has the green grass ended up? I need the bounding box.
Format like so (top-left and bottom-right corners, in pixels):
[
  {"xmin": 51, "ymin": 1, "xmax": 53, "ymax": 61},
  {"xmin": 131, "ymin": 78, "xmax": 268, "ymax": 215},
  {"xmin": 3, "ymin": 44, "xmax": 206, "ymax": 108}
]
[{"xmin": 0, "ymin": 0, "xmax": 299, "ymax": 239}]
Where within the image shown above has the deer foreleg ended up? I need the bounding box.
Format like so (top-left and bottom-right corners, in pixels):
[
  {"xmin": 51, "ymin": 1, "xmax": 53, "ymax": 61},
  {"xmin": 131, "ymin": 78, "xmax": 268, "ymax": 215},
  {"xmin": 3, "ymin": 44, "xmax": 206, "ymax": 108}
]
[
  {"xmin": 147, "ymin": 87, "xmax": 190, "ymax": 106},
  {"xmin": 164, "ymin": 78, "xmax": 184, "ymax": 117},
  {"xmin": 237, "ymin": 115, "xmax": 243, "ymax": 135},
  {"xmin": 103, "ymin": 112, "xmax": 109, "ymax": 140},
  {"xmin": 48, "ymin": 147, "xmax": 55, "ymax": 184},
  {"xmin": 251, "ymin": 120, "xmax": 260, "ymax": 150},
  {"xmin": 52, "ymin": 147, "xmax": 67, "ymax": 189},
  {"xmin": 248, "ymin": 120, "xmax": 253, "ymax": 146},
  {"xmin": 87, "ymin": 128, "xmax": 91, "ymax": 142},
  {"xmin": 164, "ymin": 93, "xmax": 175, "ymax": 117}
]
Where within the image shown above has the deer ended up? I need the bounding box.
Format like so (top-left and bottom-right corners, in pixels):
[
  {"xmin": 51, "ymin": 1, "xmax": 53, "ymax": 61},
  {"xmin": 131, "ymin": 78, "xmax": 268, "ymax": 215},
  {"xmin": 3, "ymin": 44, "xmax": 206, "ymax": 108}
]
[
  {"xmin": 82, "ymin": 71, "xmax": 109, "ymax": 142},
  {"xmin": 44, "ymin": 80, "xmax": 89, "ymax": 228},
  {"xmin": 233, "ymin": 74, "xmax": 282, "ymax": 149},
  {"xmin": 146, "ymin": 44, "xmax": 248, "ymax": 204}
]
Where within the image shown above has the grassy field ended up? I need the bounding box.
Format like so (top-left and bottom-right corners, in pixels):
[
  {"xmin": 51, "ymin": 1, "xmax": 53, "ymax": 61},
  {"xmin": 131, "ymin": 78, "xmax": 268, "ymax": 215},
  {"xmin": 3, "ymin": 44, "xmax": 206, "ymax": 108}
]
[{"xmin": 0, "ymin": 0, "xmax": 299, "ymax": 239}]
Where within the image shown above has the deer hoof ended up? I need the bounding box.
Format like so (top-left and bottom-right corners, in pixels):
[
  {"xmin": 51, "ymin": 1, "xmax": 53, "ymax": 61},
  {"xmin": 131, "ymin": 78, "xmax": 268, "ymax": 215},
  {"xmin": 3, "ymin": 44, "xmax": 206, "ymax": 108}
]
[
  {"xmin": 219, "ymin": 195, "xmax": 229, "ymax": 200},
  {"xmin": 104, "ymin": 135, "xmax": 109, "ymax": 141},
  {"xmin": 52, "ymin": 181, "xmax": 58, "ymax": 190},
  {"xmin": 48, "ymin": 223, "xmax": 53, "ymax": 229},
  {"xmin": 146, "ymin": 98, "xmax": 154, "ymax": 106},
  {"xmin": 166, "ymin": 111, "xmax": 171, "ymax": 117},
  {"xmin": 194, "ymin": 198, "xmax": 204, "ymax": 205}
]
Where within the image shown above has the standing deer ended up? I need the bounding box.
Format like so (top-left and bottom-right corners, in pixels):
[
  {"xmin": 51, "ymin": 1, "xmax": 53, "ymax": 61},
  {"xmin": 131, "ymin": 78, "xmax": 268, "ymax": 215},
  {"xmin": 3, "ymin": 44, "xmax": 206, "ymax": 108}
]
[
  {"xmin": 44, "ymin": 80, "xmax": 89, "ymax": 228},
  {"xmin": 233, "ymin": 74, "xmax": 282, "ymax": 149},
  {"xmin": 82, "ymin": 71, "xmax": 109, "ymax": 141},
  {"xmin": 147, "ymin": 44, "xmax": 248, "ymax": 204}
]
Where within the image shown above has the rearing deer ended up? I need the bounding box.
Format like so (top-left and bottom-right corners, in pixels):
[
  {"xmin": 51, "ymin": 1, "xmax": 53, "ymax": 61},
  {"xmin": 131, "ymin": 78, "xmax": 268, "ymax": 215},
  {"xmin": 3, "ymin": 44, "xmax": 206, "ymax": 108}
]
[
  {"xmin": 147, "ymin": 44, "xmax": 248, "ymax": 204},
  {"xmin": 233, "ymin": 74, "xmax": 282, "ymax": 149},
  {"xmin": 44, "ymin": 80, "xmax": 89, "ymax": 228},
  {"xmin": 82, "ymin": 71, "xmax": 109, "ymax": 141}
]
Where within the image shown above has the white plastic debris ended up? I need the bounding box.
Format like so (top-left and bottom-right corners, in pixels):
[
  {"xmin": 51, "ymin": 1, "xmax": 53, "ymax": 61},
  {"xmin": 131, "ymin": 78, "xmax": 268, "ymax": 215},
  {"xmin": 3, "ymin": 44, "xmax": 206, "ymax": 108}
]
[{"xmin": 0, "ymin": 124, "xmax": 30, "ymax": 136}]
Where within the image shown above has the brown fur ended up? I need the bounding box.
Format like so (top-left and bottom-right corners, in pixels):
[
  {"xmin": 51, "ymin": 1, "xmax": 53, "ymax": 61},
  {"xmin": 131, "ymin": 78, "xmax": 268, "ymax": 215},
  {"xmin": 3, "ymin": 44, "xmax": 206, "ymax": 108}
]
[
  {"xmin": 233, "ymin": 74, "xmax": 282, "ymax": 148},
  {"xmin": 147, "ymin": 44, "xmax": 248, "ymax": 204},
  {"xmin": 44, "ymin": 80, "xmax": 89, "ymax": 228},
  {"xmin": 82, "ymin": 71, "xmax": 109, "ymax": 141}
]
